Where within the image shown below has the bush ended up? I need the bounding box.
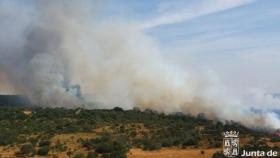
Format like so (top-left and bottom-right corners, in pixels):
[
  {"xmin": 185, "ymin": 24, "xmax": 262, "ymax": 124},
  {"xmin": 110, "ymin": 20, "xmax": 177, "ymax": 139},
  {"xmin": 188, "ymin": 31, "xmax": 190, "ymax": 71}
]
[
  {"xmin": 52, "ymin": 155, "xmax": 59, "ymax": 158},
  {"xmin": 142, "ymin": 140, "xmax": 161, "ymax": 151},
  {"xmin": 30, "ymin": 137, "xmax": 39, "ymax": 146},
  {"xmin": 161, "ymin": 139, "xmax": 173, "ymax": 147},
  {"xmin": 93, "ymin": 137, "xmax": 128, "ymax": 158},
  {"xmin": 95, "ymin": 142, "xmax": 112, "ymax": 153},
  {"xmin": 37, "ymin": 146, "xmax": 50, "ymax": 156},
  {"xmin": 55, "ymin": 143, "xmax": 67, "ymax": 151},
  {"xmin": 182, "ymin": 138, "xmax": 197, "ymax": 146},
  {"xmin": 73, "ymin": 153, "xmax": 85, "ymax": 158},
  {"xmin": 39, "ymin": 140, "xmax": 51, "ymax": 147},
  {"xmin": 87, "ymin": 152, "xmax": 98, "ymax": 158},
  {"xmin": 110, "ymin": 141, "xmax": 128, "ymax": 158},
  {"xmin": 172, "ymin": 139, "xmax": 180, "ymax": 146},
  {"xmin": 110, "ymin": 151, "xmax": 127, "ymax": 158},
  {"xmin": 100, "ymin": 133, "xmax": 112, "ymax": 142},
  {"xmin": 209, "ymin": 141, "xmax": 221, "ymax": 148},
  {"xmin": 20, "ymin": 144, "xmax": 35, "ymax": 156},
  {"xmin": 271, "ymin": 136, "xmax": 280, "ymax": 142},
  {"xmin": 101, "ymin": 154, "xmax": 110, "ymax": 158},
  {"xmin": 17, "ymin": 135, "xmax": 27, "ymax": 144},
  {"xmin": 67, "ymin": 151, "xmax": 74, "ymax": 157},
  {"xmin": 212, "ymin": 151, "xmax": 226, "ymax": 158},
  {"xmin": 0, "ymin": 132, "xmax": 17, "ymax": 145},
  {"xmin": 81, "ymin": 139, "xmax": 95, "ymax": 149}
]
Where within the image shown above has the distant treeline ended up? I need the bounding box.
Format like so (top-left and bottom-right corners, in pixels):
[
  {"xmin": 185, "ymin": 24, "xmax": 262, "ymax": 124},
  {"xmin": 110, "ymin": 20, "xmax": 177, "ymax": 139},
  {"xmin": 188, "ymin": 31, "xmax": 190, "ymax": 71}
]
[{"xmin": 0, "ymin": 95, "xmax": 31, "ymax": 106}]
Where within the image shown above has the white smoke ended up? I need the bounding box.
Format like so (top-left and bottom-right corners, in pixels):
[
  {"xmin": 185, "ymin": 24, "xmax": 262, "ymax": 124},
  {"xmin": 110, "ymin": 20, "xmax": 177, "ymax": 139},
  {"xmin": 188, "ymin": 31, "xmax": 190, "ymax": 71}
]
[{"xmin": 0, "ymin": 0, "xmax": 279, "ymax": 129}]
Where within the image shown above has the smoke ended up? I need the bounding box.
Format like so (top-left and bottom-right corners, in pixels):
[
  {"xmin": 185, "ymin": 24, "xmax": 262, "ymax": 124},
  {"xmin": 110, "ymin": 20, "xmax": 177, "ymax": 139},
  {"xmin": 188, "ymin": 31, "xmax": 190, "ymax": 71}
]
[{"xmin": 0, "ymin": 0, "xmax": 279, "ymax": 129}]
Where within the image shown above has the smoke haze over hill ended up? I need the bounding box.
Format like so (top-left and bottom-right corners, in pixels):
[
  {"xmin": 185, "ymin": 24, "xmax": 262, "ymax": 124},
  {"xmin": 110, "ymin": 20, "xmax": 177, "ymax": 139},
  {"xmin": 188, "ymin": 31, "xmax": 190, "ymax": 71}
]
[{"xmin": 0, "ymin": 0, "xmax": 279, "ymax": 129}]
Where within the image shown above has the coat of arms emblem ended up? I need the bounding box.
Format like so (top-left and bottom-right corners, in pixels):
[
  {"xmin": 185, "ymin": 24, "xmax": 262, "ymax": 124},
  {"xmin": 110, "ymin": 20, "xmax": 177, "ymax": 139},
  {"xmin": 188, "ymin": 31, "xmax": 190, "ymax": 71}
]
[{"xmin": 223, "ymin": 131, "xmax": 239, "ymax": 157}]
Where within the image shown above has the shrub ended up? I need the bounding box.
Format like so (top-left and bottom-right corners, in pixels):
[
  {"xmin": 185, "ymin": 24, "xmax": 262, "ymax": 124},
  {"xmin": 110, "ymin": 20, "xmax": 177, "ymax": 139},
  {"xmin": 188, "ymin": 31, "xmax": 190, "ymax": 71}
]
[
  {"xmin": 95, "ymin": 142, "xmax": 112, "ymax": 153},
  {"xmin": 20, "ymin": 144, "xmax": 35, "ymax": 156},
  {"xmin": 110, "ymin": 141, "xmax": 128, "ymax": 158},
  {"xmin": 182, "ymin": 138, "xmax": 197, "ymax": 146},
  {"xmin": 172, "ymin": 139, "xmax": 180, "ymax": 146},
  {"xmin": 17, "ymin": 135, "xmax": 27, "ymax": 144},
  {"xmin": 37, "ymin": 146, "xmax": 50, "ymax": 156},
  {"xmin": 209, "ymin": 141, "xmax": 221, "ymax": 148},
  {"xmin": 0, "ymin": 132, "xmax": 17, "ymax": 145},
  {"xmin": 101, "ymin": 154, "xmax": 110, "ymax": 158},
  {"xmin": 73, "ymin": 153, "xmax": 85, "ymax": 158},
  {"xmin": 38, "ymin": 140, "xmax": 51, "ymax": 147},
  {"xmin": 87, "ymin": 152, "xmax": 98, "ymax": 158},
  {"xmin": 110, "ymin": 151, "xmax": 127, "ymax": 158},
  {"xmin": 130, "ymin": 131, "xmax": 137, "ymax": 137},
  {"xmin": 271, "ymin": 136, "xmax": 280, "ymax": 142},
  {"xmin": 93, "ymin": 137, "xmax": 128, "ymax": 157},
  {"xmin": 67, "ymin": 151, "xmax": 74, "ymax": 157},
  {"xmin": 100, "ymin": 133, "xmax": 112, "ymax": 142},
  {"xmin": 81, "ymin": 139, "xmax": 95, "ymax": 149},
  {"xmin": 142, "ymin": 140, "xmax": 161, "ymax": 151},
  {"xmin": 212, "ymin": 151, "xmax": 226, "ymax": 158},
  {"xmin": 30, "ymin": 137, "xmax": 39, "ymax": 146},
  {"xmin": 52, "ymin": 155, "xmax": 59, "ymax": 158},
  {"xmin": 161, "ymin": 139, "xmax": 173, "ymax": 147},
  {"xmin": 55, "ymin": 143, "xmax": 67, "ymax": 151}
]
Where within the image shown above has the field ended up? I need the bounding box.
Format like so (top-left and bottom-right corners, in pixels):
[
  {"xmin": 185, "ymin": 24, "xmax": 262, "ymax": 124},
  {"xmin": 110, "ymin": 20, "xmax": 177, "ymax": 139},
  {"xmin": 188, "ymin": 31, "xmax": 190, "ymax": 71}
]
[
  {"xmin": 0, "ymin": 146, "xmax": 220, "ymax": 158},
  {"xmin": 0, "ymin": 106, "xmax": 279, "ymax": 158},
  {"xmin": 128, "ymin": 148, "xmax": 220, "ymax": 158}
]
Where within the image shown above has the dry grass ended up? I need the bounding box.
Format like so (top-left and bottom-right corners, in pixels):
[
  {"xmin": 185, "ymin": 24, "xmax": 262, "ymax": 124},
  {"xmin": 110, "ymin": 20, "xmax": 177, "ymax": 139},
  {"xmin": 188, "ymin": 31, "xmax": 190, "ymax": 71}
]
[
  {"xmin": 0, "ymin": 146, "xmax": 19, "ymax": 158},
  {"xmin": 128, "ymin": 148, "xmax": 221, "ymax": 158},
  {"xmin": 0, "ymin": 146, "xmax": 221, "ymax": 158},
  {"xmin": 0, "ymin": 130, "xmax": 277, "ymax": 158}
]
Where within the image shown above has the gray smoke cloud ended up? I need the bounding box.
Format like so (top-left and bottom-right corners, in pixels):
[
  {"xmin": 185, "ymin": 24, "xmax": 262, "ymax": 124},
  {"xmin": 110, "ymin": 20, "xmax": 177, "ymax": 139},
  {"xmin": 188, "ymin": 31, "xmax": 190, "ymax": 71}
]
[{"xmin": 0, "ymin": 0, "xmax": 279, "ymax": 129}]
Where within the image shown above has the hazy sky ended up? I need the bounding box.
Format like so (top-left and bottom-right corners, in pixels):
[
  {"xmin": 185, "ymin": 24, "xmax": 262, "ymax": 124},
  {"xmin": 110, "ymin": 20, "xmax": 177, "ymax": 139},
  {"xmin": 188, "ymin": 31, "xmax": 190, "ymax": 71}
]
[
  {"xmin": 0, "ymin": 0, "xmax": 280, "ymax": 98},
  {"xmin": 0, "ymin": 0, "xmax": 279, "ymax": 127},
  {"xmin": 102, "ymin": 0, "xmax": 280, "ymax": 94}
]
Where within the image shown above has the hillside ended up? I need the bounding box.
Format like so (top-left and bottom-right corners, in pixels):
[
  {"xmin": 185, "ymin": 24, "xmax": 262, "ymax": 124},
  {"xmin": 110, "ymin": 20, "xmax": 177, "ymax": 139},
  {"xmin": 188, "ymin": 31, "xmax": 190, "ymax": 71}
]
[
  {"xmin": 0, "ymin": 95, "xmax": 31, "ymax": 106},
  {"xmin": 0, "ymin": 106, "xmax": 279, "ymax": 158}
]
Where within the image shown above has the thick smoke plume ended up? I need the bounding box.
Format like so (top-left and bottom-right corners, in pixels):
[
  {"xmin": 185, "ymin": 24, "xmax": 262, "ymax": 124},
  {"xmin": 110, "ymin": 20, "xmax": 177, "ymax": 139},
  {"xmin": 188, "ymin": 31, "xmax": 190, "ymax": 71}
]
[{"xmin": 0, "ymin": 0, "xmax": 279, "ymax": 129}]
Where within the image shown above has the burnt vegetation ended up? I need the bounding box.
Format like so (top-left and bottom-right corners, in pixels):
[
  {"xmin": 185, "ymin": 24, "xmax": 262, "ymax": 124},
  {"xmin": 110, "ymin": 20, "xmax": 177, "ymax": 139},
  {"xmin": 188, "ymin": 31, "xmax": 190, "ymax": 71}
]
[{"xmin": 0, "ymin": 106, "xmax": 278, "ymax": 157}]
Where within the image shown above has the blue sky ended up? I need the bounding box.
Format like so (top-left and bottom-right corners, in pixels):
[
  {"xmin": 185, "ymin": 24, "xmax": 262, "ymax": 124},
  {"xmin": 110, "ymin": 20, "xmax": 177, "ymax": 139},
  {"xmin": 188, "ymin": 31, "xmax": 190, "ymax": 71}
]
[{"xmin": 103, "ymin": 0, "xmax": 280, "ymax": 93}]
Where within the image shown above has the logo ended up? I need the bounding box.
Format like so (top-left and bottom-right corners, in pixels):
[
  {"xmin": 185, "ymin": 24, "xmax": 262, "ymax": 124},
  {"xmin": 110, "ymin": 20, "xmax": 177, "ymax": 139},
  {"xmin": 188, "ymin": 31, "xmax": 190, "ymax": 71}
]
[{"xmin": 223, "ymin": 131, "xmax": 239, "ymax": 157}]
